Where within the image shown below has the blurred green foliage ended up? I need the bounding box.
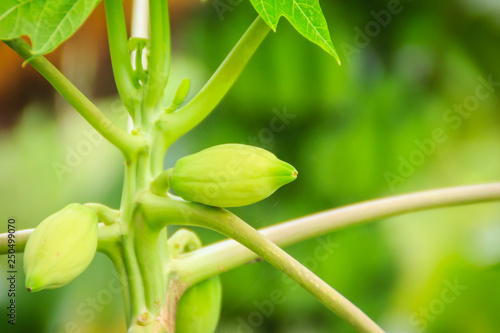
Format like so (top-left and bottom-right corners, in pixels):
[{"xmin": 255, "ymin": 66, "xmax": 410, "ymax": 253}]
[{"xmin": 1, "ymin": 0, "xmax": 500, "ymax": 332}]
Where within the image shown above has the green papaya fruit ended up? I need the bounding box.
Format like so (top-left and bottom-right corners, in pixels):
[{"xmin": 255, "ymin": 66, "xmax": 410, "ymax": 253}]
[
  {"xmin": 24, "ymin": 203, "xmax": 98, "ymax": 292},
  {"xmin": 171, "ymin": 144, "xmax": 297, "ymax": 207},
  {"xmin": 175, "ymin": 276, "xmax": 222, "ymax": 333}
]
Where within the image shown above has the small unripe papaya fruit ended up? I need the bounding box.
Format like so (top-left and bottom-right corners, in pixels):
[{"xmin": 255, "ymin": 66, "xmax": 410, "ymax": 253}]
[
  {"xmin": 170, "ymin": 144, "xmax": 297, "ymax": 207},
  {"xmin": 24, "ymin": 203, "xmax": 98, "ymax": 292},
  {"xmin": 175, "ymin": 276, "xmax": 222, "ymax": 333}
]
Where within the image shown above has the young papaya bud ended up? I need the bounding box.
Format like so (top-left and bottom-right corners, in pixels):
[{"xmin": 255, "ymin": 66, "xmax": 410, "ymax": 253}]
[
  {"xmin": 170, "ymin": 144, "xmax": 298, "ymax": 207},
  {"xmin": 23, "ymin": 203, "xmax": 98, "ymax": 292},
  {"xmin": 167, "ymin": 229, "xmax": 202, "ymax": 257},
  {"xmin": 176, "ymin": 276, "xmax": 222, "ymax": 333},
  {"xmin": 172, "ymin": 78, "xmax": 191, "ymax": 109},
  {"xmin": 164, "ymin": 78, "xmax": 191, "ymax": 114}
]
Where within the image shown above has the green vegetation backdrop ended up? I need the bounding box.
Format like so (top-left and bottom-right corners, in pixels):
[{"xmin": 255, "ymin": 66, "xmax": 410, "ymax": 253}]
[{"xmin": 1, "ymin": 0, "xmax": 500, "ymax": 332}]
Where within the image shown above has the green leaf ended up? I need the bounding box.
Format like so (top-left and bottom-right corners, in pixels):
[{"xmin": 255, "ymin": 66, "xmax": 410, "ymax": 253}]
[
  {"xmin": 0, "ymin": 0, "xmax": 100, "ymax": 56},
  {"xmin": 248, "ymin": 0, "xmax": 340, "ymax": 63}
]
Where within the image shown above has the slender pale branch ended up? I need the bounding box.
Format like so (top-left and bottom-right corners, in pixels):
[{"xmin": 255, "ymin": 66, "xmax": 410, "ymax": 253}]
[
  {"xmin": 176, "ymin": 182, "xmax": 500, "ymax": 284},
  {"xmin": 161, "ymin": 16, "xmax": 271, "ymax": 143},
  {"xmin": 3, "ymin": 38, "xmax": 143, "ymax": 157},
  {"xmin": 0, "ymin": 228, "xmax": 31, "ymax": 253},
  {"xmin": 0, "ymin": 223, "xmax": 120, "ymax": 255},
  {"xmin": 104, "ymin": 0, "xmax": 140, "ymax": 114},
  {"xmin": 138, "ymin": 192, "xmax": 384, "ymax": 333}
]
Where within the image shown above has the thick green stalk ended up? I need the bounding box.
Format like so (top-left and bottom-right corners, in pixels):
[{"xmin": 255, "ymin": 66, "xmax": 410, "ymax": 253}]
[
  {"xmin": 104, "ymin": 0, "xmax": 140, "ymax": 115},
  {"xmin": 107, "ymin": 250, "xmax": 132, "ymax": 324},
  {"xmin": 136, "ymin": 152, "xmax": 152, "ymax": 192},
  {"xmin": 138, "ymin": 193, "xmax": 384, "ymax": 333},
  {"xmin": 150, "ymin": 127, "xmax": 168, "ymax": 177},
  {"xmin": 3, "ymin": 38, "xmax": 143, "ymax": 157},
  {"xmin": 119, "ymin": 159, "xmax": 149, "ymax": 324},
  {"xmin": 121, "ymin": 161, "xmax": 138, "ymax": 223},
  {"xmin": 133, "ymin": 215, "xmax": 166, "ymax": 313},
  {"xmin": 97, "ymin": 223, "xmax": 132, "ymax": 323},
  {"xmin": 121, "ymin": 235, "xmax": 148, "ymax": 325}
]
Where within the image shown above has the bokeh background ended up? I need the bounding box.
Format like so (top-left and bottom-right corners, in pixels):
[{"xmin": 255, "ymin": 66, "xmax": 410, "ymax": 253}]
[{"xmin": 1, "ymin": 0, "xmax": 500, "ymax": 332}]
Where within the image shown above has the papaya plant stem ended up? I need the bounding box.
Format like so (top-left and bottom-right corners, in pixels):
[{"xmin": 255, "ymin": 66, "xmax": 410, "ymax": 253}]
[
  {"xmin": 96, "ymin": 224, "xmax": 132, "ymax": 323},
  {"xmin": 121, "ymin": 162, "xmax": 138, "ymax": 223},
  {"xmin": 138, "ymin": 193, "xmax": 384, "ymax": 333},
  {"xmin": 164, "ymin": 274, "xmax": 186, "ymax": 332},
  {"xmin": 3, "ymin": 38, "xmax": 143, "ymax": 158},
  {"xmin": 118, "ymin": 158, "xmax": 150, "ymax": 324},
  {"xmin": 163, "ymin": 16, "xmax": 271, "ymax": 143},
  {"xmin": 121, "ymin": 236, "xmax": 148, "ymax": 323},
  {"xmin": 144, "ymin": 0, "xmax": 170, "ymax": 111},
  {"xmin": 150, "ymin": 128, "xmax": 167, "ymax": 177},
  {"xmin": 108, "ymin": 251, "xmax": 132, "ymax": 324},
  {"xmin": 177, "ymin": 182, "xmax": 500, "ymax": 284},
  {"xmin": 136, "ymin": 152, "xmax": 152, "ymax": 191},
  {"xmin": 103, "ymin": 0, "xmax": 139, "ymax": 115},
  {"xmin": 133, "ymin": 214, "xmax": 166, "ymax": 313}
]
